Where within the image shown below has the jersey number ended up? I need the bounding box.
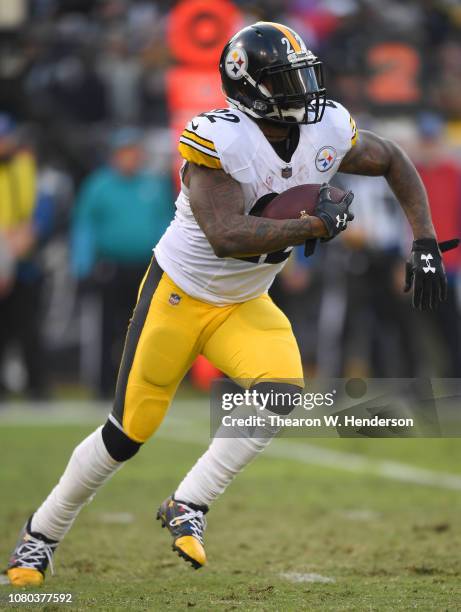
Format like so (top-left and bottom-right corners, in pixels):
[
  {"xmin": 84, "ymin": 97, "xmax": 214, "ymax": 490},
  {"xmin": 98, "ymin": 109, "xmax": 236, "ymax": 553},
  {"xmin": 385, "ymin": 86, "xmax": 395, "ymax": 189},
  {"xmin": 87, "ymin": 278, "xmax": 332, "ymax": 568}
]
[
  {"xmin": 199, "ymin": 109, "xmax": 240, "ymax": 123},
  {"xmin": 235, "ymin": 249, "xmax": 293, "ymax": 265}
]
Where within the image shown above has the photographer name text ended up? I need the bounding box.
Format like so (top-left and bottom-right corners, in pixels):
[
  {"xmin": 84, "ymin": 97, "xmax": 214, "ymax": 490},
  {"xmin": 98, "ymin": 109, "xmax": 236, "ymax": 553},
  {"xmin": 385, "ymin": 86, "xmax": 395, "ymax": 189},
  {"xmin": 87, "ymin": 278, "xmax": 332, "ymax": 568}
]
[{"xmin": 221, "ymin": 414, "xmax": 414, "ymax": 428}]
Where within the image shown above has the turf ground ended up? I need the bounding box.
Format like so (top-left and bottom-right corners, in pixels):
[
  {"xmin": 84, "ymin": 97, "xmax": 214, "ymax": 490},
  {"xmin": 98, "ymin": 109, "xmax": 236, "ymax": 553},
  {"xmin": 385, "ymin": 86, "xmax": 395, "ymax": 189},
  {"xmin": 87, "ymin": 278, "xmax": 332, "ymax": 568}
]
[{"xmin": 0, "ymin": 400, "xmax": 460, "ymax": 611}]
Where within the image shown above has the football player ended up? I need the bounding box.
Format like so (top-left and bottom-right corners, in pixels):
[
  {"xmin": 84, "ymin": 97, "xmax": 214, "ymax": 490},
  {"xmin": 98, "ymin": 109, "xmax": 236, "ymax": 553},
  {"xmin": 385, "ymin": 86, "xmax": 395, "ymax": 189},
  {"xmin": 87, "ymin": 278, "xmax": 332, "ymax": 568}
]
[{"xmin": 7, "ymin": 22, "xmax": 454, "ymax": 585}]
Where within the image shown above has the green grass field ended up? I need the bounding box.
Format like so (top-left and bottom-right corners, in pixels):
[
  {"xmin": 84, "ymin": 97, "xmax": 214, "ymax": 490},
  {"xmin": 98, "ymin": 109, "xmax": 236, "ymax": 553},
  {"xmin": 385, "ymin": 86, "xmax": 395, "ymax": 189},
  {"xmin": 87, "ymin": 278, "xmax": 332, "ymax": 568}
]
[{"xmin": 0, "ymin": 400, "xmax": 460, "ymax": 611}]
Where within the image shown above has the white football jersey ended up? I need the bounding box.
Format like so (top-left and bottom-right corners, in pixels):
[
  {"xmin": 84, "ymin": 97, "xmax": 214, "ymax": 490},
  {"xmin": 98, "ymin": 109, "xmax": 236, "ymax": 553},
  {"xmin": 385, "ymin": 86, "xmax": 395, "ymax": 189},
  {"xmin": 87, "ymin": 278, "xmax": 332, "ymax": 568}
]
[{"xmin": 154, "ymin": 103, "xmax": 358, "ymax": 305}]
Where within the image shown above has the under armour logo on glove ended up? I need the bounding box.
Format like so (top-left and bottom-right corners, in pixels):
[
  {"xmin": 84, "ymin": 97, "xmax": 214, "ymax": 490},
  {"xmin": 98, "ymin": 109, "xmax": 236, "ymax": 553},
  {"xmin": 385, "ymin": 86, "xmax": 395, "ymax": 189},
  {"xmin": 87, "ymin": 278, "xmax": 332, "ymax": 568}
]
[
  {"xmin": 405, "ymin": 238, "xmax": 460, "ymax": 309},
  {"xmin": 421, "ymin": 253, "xmax": 436, "ymax": 274},
  {"xmin": 336, "ymin": 213, "xmax": 348, "ymax": 229}
]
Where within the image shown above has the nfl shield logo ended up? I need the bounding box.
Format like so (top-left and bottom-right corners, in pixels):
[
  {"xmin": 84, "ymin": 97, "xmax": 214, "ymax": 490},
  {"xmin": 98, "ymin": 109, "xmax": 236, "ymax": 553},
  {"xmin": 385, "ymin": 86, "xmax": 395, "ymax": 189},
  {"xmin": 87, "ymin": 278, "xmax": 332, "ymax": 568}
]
[
  {"xmin": 169, "ymin": 293, "xmax": 181, "ymax": 306},
  {"xmin": 281, "ymin": 166, "xmax": 292, "ymax": 178}
]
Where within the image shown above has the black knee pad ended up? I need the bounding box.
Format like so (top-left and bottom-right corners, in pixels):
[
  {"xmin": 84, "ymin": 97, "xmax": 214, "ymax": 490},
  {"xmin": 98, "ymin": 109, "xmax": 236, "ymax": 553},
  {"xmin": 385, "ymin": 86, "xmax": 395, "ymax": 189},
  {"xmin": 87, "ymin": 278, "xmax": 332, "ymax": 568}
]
[
  {"xmin": 251, "ymin": 382, "xmax": 302, "ymax": 416},
  {"xmin": 102, "ymin": 419, "xmax": 142, "ymax": 462}
]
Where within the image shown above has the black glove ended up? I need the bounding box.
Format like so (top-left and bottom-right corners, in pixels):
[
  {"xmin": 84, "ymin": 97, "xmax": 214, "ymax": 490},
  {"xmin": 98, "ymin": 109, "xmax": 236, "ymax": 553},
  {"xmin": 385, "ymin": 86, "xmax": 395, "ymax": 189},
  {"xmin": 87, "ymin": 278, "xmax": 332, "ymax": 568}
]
[
  {"xmin": 404, "ymin": 238, "xmax": 460, "ymax": 310},
  {"xmin": 314, "ymin": 183, "xmax": 354, "ymax": 241}
]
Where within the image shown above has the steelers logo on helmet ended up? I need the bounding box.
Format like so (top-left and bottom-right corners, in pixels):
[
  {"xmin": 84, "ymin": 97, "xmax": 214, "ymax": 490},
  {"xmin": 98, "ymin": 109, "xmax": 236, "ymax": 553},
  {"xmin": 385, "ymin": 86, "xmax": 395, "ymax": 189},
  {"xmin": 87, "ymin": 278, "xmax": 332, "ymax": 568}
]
[
  {"xmin": 315, "ymin": 146, "xmax": 337, "ymax": 172},
  {"xmin": 225, "ymin": 47, "xmax": 248, "ymax": 80}
]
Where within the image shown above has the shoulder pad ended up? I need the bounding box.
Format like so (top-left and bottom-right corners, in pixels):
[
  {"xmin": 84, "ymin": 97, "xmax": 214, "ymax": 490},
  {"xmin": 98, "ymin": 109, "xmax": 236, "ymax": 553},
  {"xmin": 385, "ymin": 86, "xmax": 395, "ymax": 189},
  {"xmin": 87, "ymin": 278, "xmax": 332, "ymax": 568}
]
[
  {"xmin": 322, "ymin": 100, "xmax": 359, "ymax": 151},
  {"xmin": 178, "ymin": 109, "xmax": 252, "ymax": 177}
]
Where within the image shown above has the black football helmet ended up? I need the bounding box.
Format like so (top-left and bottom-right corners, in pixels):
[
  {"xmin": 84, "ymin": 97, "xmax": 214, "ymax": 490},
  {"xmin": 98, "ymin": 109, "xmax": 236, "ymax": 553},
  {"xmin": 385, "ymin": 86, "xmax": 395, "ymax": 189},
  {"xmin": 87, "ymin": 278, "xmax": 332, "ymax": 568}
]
[{"xmin": 219, "ymin": 21, "xmax": 326, "ymax": 125}]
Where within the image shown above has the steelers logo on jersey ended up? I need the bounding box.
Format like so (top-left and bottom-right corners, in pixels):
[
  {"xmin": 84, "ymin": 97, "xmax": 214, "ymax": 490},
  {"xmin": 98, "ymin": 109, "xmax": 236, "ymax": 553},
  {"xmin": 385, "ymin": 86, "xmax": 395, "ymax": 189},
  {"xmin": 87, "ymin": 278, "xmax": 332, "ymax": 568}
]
[
  {"xmin": 225, "ymin": 47, "xmax": 248, "ymax": 80},
  {"xmin": 315, "ymin": 146, "xmax": 337, "ymax": 172}
]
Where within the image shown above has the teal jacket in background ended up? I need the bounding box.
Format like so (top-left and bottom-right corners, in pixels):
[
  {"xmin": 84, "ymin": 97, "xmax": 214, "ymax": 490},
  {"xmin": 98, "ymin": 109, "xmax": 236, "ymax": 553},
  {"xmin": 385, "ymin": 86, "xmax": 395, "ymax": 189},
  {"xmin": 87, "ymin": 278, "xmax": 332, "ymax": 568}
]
[{"xmin": 71, "ymin": 167, "xmax": 174, "ymax": 278}]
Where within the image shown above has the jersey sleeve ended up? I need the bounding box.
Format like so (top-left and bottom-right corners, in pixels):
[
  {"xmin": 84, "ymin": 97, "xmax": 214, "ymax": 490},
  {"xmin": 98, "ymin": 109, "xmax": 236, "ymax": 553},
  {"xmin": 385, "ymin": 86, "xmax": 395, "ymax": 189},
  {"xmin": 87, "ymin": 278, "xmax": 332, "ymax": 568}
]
[
  {"xmin": 178, "ymin": 110, "xmax": 256, "ymax": 183},
  {"xmin": 178, "ymin": 117, "xmax": 222, "ymax": 170}
]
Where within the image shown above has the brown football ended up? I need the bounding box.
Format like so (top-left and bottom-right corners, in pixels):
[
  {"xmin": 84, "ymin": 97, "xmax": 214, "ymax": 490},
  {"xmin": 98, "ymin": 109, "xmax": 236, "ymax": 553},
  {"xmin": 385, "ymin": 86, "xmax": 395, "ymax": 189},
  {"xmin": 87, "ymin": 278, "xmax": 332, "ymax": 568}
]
[{"xmin": 252, "ymin": 184, "xmax": 347, "ymax": 220}]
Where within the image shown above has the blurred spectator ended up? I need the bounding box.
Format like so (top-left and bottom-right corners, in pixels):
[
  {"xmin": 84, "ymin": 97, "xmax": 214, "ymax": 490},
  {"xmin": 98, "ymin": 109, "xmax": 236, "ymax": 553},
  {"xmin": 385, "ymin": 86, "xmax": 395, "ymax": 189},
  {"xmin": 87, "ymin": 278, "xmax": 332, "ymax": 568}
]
[
  {"xmin": 430, "ymin": 39, "xmax": 461, "ymax": 121},
  {"xmin": 24, "ymin": 39, "xmax": 107, "ymax": 123},
  {"xmin": 414, "ymin": 112, "xmax": 461, "ymax": 375},
  {"xmin": 328, "ymin": 174, "xmax": 418, "ymax": 377},
  {"xmin": 0, "ymin": 113, "xmax": 54, "ymax": 398},
  {"xmin": 71, "ymin": 127, "xmax": 174, "ymax": 397},
  {"xmin": 98, "ymin": 31, "xmax": 142, "ymax": 124}
]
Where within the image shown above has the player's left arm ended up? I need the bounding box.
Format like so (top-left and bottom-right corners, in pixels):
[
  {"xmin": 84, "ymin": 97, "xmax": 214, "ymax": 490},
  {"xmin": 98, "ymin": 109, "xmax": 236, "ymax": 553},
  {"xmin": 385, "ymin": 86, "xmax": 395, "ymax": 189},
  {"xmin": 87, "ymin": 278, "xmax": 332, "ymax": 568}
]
[
  {"xmin": 339, "ymin": 129, "xmax": 434, "ymax": 239},
  {"xmin": 339, "ymin": 129, "xmax": 459, "ymax": 309}
]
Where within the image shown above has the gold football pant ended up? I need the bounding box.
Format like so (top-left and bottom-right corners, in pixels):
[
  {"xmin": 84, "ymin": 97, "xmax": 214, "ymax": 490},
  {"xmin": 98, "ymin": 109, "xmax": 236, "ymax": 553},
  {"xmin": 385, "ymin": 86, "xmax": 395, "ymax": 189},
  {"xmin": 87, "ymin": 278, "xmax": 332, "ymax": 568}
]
[{"xmin": 110, "ymin": 260, "xmax": 303, "ymax": 443}]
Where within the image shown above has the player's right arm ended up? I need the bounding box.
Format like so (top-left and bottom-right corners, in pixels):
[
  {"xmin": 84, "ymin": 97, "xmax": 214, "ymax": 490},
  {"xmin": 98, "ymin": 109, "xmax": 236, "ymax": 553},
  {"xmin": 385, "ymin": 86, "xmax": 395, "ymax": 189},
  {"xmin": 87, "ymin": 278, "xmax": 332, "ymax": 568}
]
[{"xmin": 186, "ymin": 163, "xmax": 327, "ymax": 258}]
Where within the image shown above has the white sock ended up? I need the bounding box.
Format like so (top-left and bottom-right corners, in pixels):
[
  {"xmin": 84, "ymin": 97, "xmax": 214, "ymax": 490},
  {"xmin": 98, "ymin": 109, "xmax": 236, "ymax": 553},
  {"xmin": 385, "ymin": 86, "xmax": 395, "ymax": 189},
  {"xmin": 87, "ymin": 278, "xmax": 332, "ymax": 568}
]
[
  {"xmin": 174, "ymin": 409, "xmax": 280, "ymax": 507},
  {"xmin": 31, "ymin": 426, "xmax": 122, "ymax": 541}
]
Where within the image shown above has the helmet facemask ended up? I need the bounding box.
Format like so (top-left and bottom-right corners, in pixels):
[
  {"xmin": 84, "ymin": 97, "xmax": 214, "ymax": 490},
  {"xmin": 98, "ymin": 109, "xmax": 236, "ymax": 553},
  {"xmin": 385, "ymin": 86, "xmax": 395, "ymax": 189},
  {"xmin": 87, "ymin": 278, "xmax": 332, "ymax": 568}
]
[
  {"xmin": 256, "ymin": 61, "xmax": 326, "ymax": 124},
  {"xmin": 227, "ymin": 59, "xmax": 326, "ymax": 125}
]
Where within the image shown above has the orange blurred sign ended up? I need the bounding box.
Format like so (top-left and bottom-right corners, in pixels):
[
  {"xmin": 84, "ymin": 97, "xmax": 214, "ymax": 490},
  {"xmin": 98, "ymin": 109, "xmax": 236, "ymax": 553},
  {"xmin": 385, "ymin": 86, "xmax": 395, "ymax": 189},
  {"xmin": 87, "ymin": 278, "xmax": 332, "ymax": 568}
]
[
  {"xmin": 168, "ymin": 0, "xmax": 240, "ymax": 67},
  {"xmin": 166, "ymin": 66, "xmax": 224, "ymax": 130}
]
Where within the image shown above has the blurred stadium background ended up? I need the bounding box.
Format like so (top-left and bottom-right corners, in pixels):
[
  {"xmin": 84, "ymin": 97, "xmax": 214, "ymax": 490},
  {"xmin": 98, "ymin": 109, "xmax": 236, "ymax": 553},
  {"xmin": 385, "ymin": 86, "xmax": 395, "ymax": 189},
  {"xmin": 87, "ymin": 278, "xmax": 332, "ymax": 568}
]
[
  {"xmin": 1, "ymin": 2, "xmax": 461, "ymax": 608},
  {"xmin": 1, "ymin": 0, "xmax": 461, "ymax": 399}
]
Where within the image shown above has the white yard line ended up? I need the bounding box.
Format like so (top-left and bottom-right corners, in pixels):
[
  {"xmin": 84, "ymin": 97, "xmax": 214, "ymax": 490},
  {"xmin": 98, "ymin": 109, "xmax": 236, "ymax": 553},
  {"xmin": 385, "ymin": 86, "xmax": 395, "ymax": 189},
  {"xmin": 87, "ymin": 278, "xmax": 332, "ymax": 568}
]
[
  {"xmin": 280, "ymin": 572, "xmax": 336, "ymax": 584},
  {"xmin": 98, "ymin": 512, "xmax": 135, "ymax": 524},
  {"xmin": 268, "ymin": 440, "xmax": 461, "ymax": 491},
  {"xmin": 1, "ymin": 401, "xmax": 461, "ymax": 492}
]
